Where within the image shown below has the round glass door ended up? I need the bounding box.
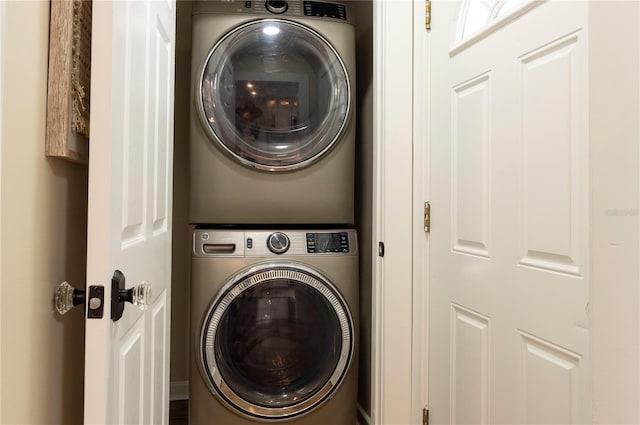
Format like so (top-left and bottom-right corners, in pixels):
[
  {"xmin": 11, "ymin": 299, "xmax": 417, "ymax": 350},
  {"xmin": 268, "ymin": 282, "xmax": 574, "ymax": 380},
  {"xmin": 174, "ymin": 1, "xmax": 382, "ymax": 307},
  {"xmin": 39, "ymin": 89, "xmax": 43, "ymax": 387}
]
[
  {"xmin": 198, "ymin": 19, "xmax": 351, "ymax": 170},
  {"xmin": 200, "ymin": 264, "xmax": 353, "ymax": 419}
]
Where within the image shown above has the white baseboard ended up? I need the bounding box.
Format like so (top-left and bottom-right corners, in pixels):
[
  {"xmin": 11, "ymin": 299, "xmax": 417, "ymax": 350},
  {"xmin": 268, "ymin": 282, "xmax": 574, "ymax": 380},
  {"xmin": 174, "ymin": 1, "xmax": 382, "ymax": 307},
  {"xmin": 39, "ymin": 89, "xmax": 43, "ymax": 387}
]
[
  {"xmin": 357, "ymin": 404, "xmax": 371, "ymax": 425},
  {"xmin": 170, "ymin": 381, "xmax": 189, "ymax": 401}
]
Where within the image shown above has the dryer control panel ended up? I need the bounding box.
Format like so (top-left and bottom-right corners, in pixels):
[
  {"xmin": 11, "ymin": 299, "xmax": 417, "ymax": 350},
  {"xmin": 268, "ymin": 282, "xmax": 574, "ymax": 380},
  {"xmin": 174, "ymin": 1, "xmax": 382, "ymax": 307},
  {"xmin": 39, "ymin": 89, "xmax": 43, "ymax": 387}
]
[
  {"xmin": 303, "ymin": 1, "xmax": 347, "ymax": 20},
  {"xmin": 192, "ymin": 0, "xmax": 353, "ymax": 24}
]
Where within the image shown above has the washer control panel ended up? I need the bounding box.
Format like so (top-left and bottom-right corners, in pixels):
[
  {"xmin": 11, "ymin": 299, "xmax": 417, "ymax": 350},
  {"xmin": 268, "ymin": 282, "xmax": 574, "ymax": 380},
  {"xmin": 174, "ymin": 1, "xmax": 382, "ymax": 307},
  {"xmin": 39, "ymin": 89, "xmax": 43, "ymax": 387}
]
[{"xmin": 193, "ymin": 229, "xmax": 357, "ymax": 257}]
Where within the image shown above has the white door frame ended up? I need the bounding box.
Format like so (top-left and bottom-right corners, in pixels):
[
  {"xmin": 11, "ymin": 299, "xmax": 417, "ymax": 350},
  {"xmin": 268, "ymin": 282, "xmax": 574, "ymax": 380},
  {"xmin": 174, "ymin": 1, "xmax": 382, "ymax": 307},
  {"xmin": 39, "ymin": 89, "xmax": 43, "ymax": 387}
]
[
  {"xmin": 0, "ymin": 2, "xmax": 5, "ymax": 420},
  {"xmin": 371, "ymin": 0, "xmax": 415, "ymax": 423},
  {"xmin": 410, "ymin": 0, "xmax": 430, "ymax": 422}
]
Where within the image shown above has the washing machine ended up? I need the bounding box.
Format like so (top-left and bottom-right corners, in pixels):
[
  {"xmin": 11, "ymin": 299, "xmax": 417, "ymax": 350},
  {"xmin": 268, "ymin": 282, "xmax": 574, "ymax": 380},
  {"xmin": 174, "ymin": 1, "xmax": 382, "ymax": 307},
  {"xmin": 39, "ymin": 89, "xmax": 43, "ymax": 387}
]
[
  {"xmin": 190, "ymin": 229, "xmax": 358, "ymax": 424},
  {"xmin": 189, "ymin": 0, "xmax": 356, "ymax": 225}
]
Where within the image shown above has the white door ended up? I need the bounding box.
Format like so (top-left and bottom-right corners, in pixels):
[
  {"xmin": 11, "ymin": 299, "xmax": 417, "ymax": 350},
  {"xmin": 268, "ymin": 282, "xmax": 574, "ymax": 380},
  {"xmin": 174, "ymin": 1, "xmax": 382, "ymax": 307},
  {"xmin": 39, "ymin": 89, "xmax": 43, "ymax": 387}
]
[
  {"xmin": 84, "ymin": 1, "xmax": 175, "ymax": 423},
  {"xmin": 427, "ymin": 1, "xmax": 590, "ymax": 423}
]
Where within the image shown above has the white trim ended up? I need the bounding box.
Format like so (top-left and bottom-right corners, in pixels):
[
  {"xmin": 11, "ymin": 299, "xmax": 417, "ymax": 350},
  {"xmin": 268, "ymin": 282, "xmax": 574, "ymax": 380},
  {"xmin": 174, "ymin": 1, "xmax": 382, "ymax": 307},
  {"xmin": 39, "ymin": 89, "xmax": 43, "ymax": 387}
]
[
  {"xmin": 371, "ymin": 0, "xmax": 414, "ymax": 423},
  {"xmin": 370, "ymin": 0, "xmax": 385, "ymax": 419},
  {"xmin": 411, "ymin": 0, "xmax": 430, "ymax": 422},
  {"xmin": 357, "ymin": 403, "xmax": 372, "ymax": 425},
  {"xmin": 0, "ymin": 2, "xmax": 5, "ymax": 421},
  {"xmin": 84, "ymin": 1, "xmax": 115, "ymax": 421},
  {"xmin": 169, "ymin": 381, "xmax": 189, "ymax": 401}
]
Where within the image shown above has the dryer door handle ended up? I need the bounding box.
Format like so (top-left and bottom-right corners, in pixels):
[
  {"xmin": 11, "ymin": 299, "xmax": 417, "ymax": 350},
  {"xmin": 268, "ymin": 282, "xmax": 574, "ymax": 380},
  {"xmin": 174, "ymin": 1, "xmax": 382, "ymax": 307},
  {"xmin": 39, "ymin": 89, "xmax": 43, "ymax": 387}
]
[{"xmin": 203, "ymin": 243, "xmax": 237, "ymax": 254}]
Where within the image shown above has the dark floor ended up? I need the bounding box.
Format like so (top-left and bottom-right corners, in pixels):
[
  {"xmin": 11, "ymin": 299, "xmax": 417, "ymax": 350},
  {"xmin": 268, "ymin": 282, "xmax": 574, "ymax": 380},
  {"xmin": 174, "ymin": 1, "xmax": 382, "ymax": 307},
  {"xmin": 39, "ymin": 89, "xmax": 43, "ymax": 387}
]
[{"xmin": 170, "ymin": 399, "xmax": 189, "ymax": 425}]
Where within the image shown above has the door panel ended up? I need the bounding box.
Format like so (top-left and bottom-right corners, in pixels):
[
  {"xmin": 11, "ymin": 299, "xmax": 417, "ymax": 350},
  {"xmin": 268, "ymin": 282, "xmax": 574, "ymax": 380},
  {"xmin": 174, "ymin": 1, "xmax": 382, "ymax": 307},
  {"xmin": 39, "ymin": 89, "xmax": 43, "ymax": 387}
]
[
  {"xmin": 118, "ymin": 324, "xmax": 144, "ymax": 425},
  {"xmin": 451, "ymin": 73, "xmax": 491, "ymax": 258},
  {"xmin": 427, "ymin": 1, "xmax": 589, "ymax": 424},
  {"xmin": 519, "ymin": 33, "xmax": 583, "ymax": 276},
  {"xmin": 518, "ymin": 330, "xmax": 582, "ymax": 424},
  {"xmin": 151, "ymin": 295, "xmax": 169, "ymax": 424},
  {"xmin": 450, "ymin": 305, "xmax": 489, "ymax": 425},
  {"xmin": 85, "ymin": 0, "xmax": 175, "ymax": 423}
]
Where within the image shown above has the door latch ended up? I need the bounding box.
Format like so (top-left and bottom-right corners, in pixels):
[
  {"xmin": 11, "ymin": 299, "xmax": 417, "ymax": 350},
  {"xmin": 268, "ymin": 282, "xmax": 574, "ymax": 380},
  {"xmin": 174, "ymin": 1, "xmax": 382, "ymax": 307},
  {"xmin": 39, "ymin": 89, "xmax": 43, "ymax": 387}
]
[{"xmin": 87, "ymin": 286, "xmax": 105, "ymax": 319}]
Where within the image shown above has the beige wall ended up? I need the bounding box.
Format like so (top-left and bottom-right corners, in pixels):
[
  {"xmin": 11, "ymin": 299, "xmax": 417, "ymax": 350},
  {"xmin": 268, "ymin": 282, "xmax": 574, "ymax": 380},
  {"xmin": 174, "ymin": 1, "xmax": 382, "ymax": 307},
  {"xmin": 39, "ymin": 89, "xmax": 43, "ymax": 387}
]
[
  {"xmin": 1, "ymin": 1, "xmax": 87, "ymax": 424},
  {"xmin": 590, "ymin": 2, "xmax": 640, "ymax": 423}
]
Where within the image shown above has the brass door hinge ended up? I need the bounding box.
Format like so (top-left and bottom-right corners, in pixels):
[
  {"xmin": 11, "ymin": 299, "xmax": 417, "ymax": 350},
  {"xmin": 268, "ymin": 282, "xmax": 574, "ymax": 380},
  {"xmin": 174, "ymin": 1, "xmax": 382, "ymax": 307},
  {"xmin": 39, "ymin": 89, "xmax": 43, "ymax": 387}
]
[
  {"xmin": 423, "ymin": 408, "xmax": 430, "ymax": 425},
  {"xmin": 424, "ymin": 202, "xmax": 431, "ymax": 232},
  {"xmin": 425, "ymin": 0, "xmax": 432, "ymax": 30}
]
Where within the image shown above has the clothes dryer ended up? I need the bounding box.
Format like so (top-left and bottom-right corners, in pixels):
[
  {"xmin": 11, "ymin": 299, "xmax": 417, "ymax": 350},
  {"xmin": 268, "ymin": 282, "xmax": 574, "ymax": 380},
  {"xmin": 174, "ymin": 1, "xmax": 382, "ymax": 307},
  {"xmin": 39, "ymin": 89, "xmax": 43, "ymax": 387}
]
[
  {"xmin": 189, "ymin": 1, "xmax": 356, "ymax": 224},
  {"xmin": 190, "ymin": 229, "xmax": 358, "ymax": 424}
]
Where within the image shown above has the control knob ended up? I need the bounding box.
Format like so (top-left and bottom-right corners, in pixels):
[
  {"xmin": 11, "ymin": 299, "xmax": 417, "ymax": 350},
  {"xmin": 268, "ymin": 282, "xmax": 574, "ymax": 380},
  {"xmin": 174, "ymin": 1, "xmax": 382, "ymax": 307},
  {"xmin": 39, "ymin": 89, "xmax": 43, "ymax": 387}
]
[
  {"xmin": 267, "ymin": 232, "xmax": 290, "ymax": 254},
  {"xmin": 265, "ymin": 0, "xmax": 288, "ymax": 14}
]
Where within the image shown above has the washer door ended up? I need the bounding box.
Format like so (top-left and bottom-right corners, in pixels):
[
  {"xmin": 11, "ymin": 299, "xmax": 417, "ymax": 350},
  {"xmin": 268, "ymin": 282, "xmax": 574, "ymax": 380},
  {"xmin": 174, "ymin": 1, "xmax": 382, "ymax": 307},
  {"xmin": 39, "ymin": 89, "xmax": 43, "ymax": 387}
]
[
  {"xmin": 198, "ymin": 19, "xmax": 351, "ymax": 171},
  {"xmin": 199, "ymin": 263, "xmax": 353, "ymax": 420}
]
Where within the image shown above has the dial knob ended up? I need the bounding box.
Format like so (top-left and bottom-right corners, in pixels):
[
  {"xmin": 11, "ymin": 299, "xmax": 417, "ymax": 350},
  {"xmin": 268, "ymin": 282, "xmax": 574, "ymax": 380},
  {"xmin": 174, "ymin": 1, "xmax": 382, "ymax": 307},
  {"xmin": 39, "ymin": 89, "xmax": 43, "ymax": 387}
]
[
  {"xmin": 267, "ymin": 232, "xmax": 290, "ymax": 254},
  {"xmin": 265, "ymin": 0, "xmax": 288, "ymax": 14}
]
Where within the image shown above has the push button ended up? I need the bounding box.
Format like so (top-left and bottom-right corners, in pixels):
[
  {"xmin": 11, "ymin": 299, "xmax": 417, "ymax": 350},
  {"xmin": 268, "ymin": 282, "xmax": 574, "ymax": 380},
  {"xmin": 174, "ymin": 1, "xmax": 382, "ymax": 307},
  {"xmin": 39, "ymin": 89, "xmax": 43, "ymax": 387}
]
[{"xmin": 306, "ymin": 233, "xmax": 316, "ymax": 253}]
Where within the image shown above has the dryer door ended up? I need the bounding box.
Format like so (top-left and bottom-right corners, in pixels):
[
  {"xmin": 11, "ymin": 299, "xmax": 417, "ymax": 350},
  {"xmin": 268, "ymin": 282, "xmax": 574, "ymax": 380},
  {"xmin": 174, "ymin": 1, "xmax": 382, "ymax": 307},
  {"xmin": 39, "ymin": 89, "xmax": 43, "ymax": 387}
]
[
  {"xmin": 198, "ymin": 19, "xmax": 351, "ymax": 170},
  {"xmin": 199, "ymin": 263, "xmax": 354, "ymax": 420}
]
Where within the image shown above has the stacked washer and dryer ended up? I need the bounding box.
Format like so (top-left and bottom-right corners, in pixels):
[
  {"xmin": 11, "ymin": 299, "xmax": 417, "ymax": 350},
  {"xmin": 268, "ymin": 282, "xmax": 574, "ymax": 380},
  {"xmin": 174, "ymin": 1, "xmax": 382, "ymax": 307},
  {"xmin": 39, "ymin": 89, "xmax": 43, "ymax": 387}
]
[{"xmin": 188, "ymin": 1, "xmax": 359, "ymax": 424}]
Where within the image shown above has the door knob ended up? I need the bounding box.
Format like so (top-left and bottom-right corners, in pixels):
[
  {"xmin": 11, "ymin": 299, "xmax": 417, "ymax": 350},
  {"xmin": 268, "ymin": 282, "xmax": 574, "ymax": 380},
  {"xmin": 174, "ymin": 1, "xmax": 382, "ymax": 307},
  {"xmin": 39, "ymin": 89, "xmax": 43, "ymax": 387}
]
[
  {"xmin": 55, "ymin": 282, "xmax": 105, "ymax": 319},
  {"xmin": 111, "ymin": 270, "xmax": 151, "ymax": 322},
  {"xmin": 54, "ymin": 281, "xmax": 85, "ymax": 315}
]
